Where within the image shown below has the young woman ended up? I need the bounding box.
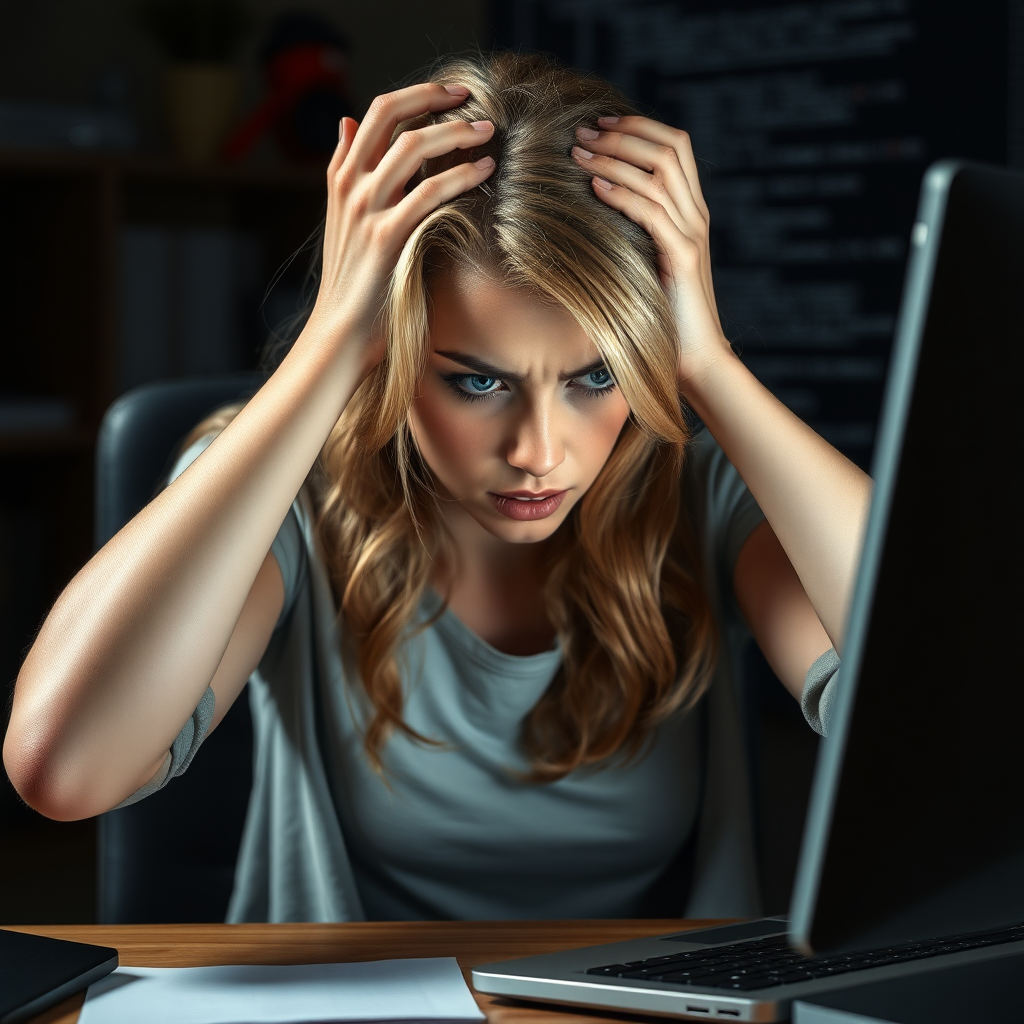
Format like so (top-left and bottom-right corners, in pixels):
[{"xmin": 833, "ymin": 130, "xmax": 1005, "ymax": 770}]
[{"xmin": 4, "ymin": 53, "xmax": 868, "ymax": 922}]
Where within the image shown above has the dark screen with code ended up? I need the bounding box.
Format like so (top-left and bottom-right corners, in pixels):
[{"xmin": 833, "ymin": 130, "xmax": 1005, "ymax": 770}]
[{"xmin": 495, "ymin": 0, "xmax": 1023, "ymax": 466}]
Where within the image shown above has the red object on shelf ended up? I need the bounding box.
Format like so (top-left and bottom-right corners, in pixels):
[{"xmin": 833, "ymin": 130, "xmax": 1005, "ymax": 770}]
[{"xmin": 224, "ymin": 43, "xmax": 348, "ymax": 162}]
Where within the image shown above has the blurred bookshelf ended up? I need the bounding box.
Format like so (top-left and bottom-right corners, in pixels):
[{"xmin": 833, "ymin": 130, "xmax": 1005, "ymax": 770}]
[{"xmin": 0, "ymin": 149, "xmax": 324, "ymax": 920}]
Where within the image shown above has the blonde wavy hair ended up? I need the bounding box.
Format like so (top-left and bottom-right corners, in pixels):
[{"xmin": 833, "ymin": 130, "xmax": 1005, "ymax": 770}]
[{"xmin": 192, "ymin": 51, "xmax": 718, "ymax": 782}]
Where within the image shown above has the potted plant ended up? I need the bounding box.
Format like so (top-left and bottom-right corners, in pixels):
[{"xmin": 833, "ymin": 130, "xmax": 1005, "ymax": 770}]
[{"xmin": 142, "ymin": 0, "xmax": 247, "ymax": 163}]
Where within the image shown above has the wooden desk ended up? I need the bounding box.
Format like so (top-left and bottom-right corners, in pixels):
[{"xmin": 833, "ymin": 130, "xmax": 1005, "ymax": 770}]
[{"xmin": 9, "ymin": 920, "xmax": 726, "ymax": 1024}]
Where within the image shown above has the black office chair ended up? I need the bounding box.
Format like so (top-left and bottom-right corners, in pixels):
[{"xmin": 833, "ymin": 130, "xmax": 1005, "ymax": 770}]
[{"xmin": 95, "ymin": 373, "xmax": 263, "ymax": 923}]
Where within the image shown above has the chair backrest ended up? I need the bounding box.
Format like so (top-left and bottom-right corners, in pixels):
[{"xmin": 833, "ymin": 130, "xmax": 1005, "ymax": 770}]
[{"xmin": 95, "ymin": 374, "xmax": 262, "ymax": 923}]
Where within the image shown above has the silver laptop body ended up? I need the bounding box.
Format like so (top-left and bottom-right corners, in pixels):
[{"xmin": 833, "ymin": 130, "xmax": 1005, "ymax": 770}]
[{"xmin": 471, "ymin": 917, "xmax": 1024, "ymax": 1021}]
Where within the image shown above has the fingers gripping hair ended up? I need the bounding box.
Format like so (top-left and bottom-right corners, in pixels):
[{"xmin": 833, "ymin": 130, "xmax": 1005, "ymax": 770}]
[{"xmin": 315, "ymin": 52, "xmax": 716, "ymax": 781}]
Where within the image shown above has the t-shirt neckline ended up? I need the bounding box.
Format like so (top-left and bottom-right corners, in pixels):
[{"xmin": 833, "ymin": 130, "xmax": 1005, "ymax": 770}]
[{"xmin": 421, "ymin": 589, "xmax": 562, "ymax": 673}]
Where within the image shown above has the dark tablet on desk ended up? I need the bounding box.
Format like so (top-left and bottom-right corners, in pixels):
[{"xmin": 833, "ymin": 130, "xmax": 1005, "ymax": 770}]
[{"xmin": 0, "ymin": 928, "xmax": 117, "ymax": 1024}]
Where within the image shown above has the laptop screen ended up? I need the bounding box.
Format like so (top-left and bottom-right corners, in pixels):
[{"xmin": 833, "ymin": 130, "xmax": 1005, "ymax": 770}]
[{"xmin": 789, "ymin": 161, "xmax": 1024, "ymax": 955}]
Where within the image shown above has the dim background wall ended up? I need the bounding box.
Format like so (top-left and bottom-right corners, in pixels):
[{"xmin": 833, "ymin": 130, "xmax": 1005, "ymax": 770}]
[
  {"xmin": 0, "ymin": 0, "xmax": 488, "ymax": 140},
  {"xmin": 0, "ymin": 0, "xmax": 489, "ymax": 926}
]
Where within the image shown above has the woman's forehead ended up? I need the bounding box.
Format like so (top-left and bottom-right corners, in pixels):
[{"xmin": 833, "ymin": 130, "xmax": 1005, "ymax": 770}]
[{"xmin": 427, "ymin": 270, "xmax": 604, "ymax": 373}]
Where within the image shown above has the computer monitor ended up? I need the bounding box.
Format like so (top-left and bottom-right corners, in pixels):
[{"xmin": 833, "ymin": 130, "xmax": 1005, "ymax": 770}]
[{"xmin": 789, "ymin": 160, "xmax": 1024, "ymax": 957}]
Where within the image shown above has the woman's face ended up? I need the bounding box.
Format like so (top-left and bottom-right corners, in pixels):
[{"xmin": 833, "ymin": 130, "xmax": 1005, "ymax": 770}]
[{"xmin": 409, "ymin": 271, "xmax": 632, "ymax": 549}]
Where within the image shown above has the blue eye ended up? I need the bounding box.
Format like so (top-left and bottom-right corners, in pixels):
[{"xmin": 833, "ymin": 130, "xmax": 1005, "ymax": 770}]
[
  {"xmin": 466, "ymin": 375, "xmax": 500, "ymax": 393},
  {"xmin": 441, "ymin": 373, "xmax": 506, "ymax": 402},
  {"xmin": 572, "ymin": 367, "xmax": 616, "ymax": 396}
]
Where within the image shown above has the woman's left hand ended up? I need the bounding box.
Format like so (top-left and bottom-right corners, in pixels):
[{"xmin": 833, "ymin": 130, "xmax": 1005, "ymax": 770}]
[
  {"xmin": 571, "ymin": 116, "xmax": 730, "ymax": 391},
  {"xmin": 573, "ymin": 116, "xmax": 874, "ymax": 659}
]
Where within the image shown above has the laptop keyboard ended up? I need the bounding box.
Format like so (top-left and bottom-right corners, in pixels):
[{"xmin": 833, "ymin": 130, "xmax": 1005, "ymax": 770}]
[{"xmin": 585, "ymin": 921, "xmax": 1024, "ymax": 992}]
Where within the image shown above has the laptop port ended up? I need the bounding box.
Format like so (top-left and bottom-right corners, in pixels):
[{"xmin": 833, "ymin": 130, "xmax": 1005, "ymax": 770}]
[
  {"xmin": 716, "ymin": 1012, "xmax": 740, "ymax": 1017},
  {"xmin": 684, "ymin": 1007, "xmax": 709, "ymax": 1014}
]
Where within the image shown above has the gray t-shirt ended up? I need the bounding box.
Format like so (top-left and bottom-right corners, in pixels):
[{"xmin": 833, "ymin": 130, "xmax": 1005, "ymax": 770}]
[
  {"xmin": 223, "ymin": 428, "xmax": 768, "ymax": 922},
  {"xmin": 320, "ymin": 590, "xmax": 702, "ymax": 920},
  {"xmin": 149, "ymin": 428, "xmax": 847, "ymax": 921}
]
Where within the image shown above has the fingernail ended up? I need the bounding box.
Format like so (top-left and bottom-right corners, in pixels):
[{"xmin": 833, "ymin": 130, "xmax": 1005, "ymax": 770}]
[
  {"xmin": 444, "ymin": 85, "xmax": 470, "ymax": 96},
  {"xmin": 593, "ymin": 176, "xmax": 613, "ymax": 190},
  {"xmin": 470, "ymin": 120, "xmax": 493, "ymax": 131},
  {"xmin": 597, "ymin": 116, "xmax": 620, "ymax": 126},
  {"xmin": 572, "ymin": 145, "xmax": 593, "ymax": 160},
  {"xmin": 475, "ymin": 156, "xmax": 495, "ymax": 169},
  {"xmin": 576, "ymin": 127, "xmax": 599, "ymax": 141}
]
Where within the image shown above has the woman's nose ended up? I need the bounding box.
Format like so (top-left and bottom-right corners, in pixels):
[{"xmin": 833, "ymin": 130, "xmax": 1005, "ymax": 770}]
[{"xmin": 505, "ymin": 401, "xmax": 565, "ymax": 479}]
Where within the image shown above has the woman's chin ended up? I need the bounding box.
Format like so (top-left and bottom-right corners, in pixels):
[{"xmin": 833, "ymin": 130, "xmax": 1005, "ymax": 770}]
[{"xmin": 481, "ymin": 503, "xmax": 576, "ymax": 544}]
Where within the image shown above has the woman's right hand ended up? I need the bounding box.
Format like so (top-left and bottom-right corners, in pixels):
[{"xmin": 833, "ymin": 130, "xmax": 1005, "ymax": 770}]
[
  {"xmin": 306, "ymin": 83, "xmax": 496, "ymax": 374},
  {"xmin": 3, "ymin": 84, "xmax": 495, "ymax": 822}
]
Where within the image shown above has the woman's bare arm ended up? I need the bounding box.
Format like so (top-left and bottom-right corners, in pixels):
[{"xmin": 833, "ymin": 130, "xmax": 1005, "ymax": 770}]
[
  {"xmin": 3, "ymin": 85, "xmax": 497, "ymax": 820},
  {"xmin": 681, "ymin": 352, "xmax": 870, "ymax": 653},
  {"xmin": 573, "ymin": 117, "xmax": 871, "ymax": 653},
  {"xmin": 5, "ymin": 333, "xmax": 365, "ymax": 820},
  {"xmin": 734, "ymin": 520, "xmax": 833, "ymax": 699}
]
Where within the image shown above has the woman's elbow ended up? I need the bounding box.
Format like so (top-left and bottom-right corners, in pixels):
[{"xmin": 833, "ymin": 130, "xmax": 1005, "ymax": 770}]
[{"xmin": 2, "ymin": 717, "xmax": 96, "ymax": 821}]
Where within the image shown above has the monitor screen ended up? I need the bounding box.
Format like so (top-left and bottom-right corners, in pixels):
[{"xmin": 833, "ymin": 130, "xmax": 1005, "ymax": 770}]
[{"xmin": 789, "ymin": 161, "xmax": 1024, "ymax": 955}]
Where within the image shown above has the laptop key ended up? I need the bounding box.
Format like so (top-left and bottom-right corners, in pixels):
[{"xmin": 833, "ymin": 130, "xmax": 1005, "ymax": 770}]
[
  {"xmin": 767, "ymin": 969, "xmax": 817, "ymax": 983},
  {"xmin": 621, "ymin": 968, "xmax": 681, "ymax": 980},
  {"xmin": 690, "ymin": 973, "xmax": 743, "ymax": 986},
  {"xmin": 656, "ymin": 971, "xmax": 720, "ymax": 984},
  {"xmin": 723, "ymin": 977, "xmax": 778, "ymax": 990}
]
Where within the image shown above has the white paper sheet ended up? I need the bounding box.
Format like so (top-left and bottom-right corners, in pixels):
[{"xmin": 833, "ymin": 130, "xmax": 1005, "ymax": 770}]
[{"xmin": 78, "ymin": 957, "xmax": 487, "ymax": 1024}]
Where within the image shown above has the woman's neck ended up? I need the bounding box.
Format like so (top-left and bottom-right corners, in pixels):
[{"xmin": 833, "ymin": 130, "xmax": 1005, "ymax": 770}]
[{"xmin": 433, "ymin": 505, "xmax": 557, "ymax": 656}]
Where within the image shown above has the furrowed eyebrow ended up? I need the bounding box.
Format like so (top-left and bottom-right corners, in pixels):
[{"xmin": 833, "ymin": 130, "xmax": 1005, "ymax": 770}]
[
  {"xmin": 434, "ymin": 350, "xmax": 609, "ymax": 383},
  {"xmin": 558, "ymin": 357, "xmax": 609, "ymax": 382}
]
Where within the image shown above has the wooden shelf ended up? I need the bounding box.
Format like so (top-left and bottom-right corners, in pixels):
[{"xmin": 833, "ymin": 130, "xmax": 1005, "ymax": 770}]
[
  {"xmin": 0, "ymin": 148, "xmax": 326, "ymax": 426},
  {"xmin": 0, "ymin": 147, "xmax": 325, "ymax": 189}
]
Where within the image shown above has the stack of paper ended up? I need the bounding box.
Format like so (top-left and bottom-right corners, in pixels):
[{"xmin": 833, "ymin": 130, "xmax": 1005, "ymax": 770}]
[{"xmin": 79, "ymin": 957, "xmax": 487, "ymax": 1024}]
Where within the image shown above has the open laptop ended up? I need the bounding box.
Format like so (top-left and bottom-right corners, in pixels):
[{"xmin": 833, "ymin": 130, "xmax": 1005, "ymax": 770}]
[{"xmin": 472, "ymin": 160, "xmax": 1024, "ymax": 1021}]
